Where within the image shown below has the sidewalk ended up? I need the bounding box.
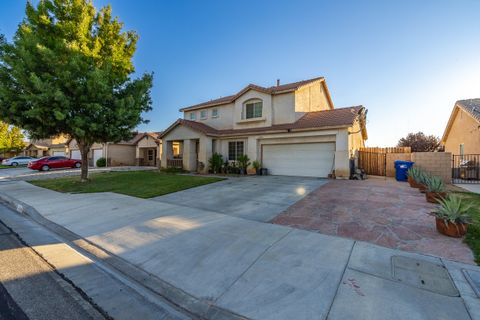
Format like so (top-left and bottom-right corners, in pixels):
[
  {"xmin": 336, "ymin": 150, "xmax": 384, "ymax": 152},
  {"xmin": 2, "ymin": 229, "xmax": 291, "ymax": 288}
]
[{"xmin": 0, "ymin": 180, "xmax": 479, "ymax": 320}]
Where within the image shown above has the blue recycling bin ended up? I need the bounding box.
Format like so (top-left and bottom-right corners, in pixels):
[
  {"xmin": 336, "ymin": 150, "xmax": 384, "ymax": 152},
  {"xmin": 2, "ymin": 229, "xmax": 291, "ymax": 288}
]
[{"xmin": 394, "ymin": 160, "xmax": 414, "ymax": 181}]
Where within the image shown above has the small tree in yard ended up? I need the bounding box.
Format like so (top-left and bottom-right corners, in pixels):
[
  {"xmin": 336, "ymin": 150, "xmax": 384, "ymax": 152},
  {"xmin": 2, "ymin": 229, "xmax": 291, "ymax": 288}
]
[
  {"xmin": 0, "ymin": 0, "xmax": 153, "ymax": 181},
  {"xmin": 397, "ymin": 132, "xmax": 440, "ymax": 152},
  {"xmin": 0, "ymin": 121, "xmax": 26, "ymax": 155}
]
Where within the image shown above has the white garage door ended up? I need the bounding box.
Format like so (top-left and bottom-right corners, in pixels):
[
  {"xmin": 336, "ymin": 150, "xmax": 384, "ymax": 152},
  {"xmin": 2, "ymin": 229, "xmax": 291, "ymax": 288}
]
[
  {"xmin": 93, "ymin": 149, "xmax": 103, "ymax": 167},
  {"xmin": 52, "ymin": 151, "xmax": 65, "ymax": 156},
  {"xmin": 71, "ymin": 150, "xmax": 81, "ymax": 160},
  {"xmin": 262, "ymin": 143, "xmax": 335, "ymax": 177}
]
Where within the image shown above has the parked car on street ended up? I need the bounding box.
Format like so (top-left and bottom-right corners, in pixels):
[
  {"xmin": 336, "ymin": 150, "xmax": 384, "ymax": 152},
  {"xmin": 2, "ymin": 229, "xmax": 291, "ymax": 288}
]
[
  {"xmin": 2, "ymin": 156, "xmax": 35, "ymax": 166},
  {"xmin": 28, "ymin": 156, "xmax": 82, "ymax": 171}
]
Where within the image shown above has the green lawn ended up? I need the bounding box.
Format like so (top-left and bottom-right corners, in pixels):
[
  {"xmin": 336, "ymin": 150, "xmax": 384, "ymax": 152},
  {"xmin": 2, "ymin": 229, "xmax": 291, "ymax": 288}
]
[
  {"xmin": 460, "ymin": 192, "xmax": 480, "ymax": 264},
  {"xmin": 30, "ymin": 170, "xmax": 224, "ymax": 199},
  {"xmin": 0, "ymin": 165, "xmax": 12, "ymax": 169}
]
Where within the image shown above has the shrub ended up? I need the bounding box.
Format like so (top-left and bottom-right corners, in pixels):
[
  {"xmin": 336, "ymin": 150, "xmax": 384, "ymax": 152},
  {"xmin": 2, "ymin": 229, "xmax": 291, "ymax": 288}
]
[
  {"xmin": 252, "ymin": 160, "xmax": 261, "ymax": 170},
  {"xmin": 208, "ymin": 153, "xmax": 223, "ymax": 174},
  {"xmin": 96, "ymin": 157, "xmax": 106, "ymax": 167},
  {"xmin": 160, "ymin": 167, "xmax": 186, "ymax": 173},
  {"xmin": 237, "ymin": 154, "xmax": 251, "ymax": 172}
]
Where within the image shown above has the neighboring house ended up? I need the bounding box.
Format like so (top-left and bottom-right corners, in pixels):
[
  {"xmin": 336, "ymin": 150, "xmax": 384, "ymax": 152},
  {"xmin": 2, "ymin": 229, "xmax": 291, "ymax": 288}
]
[
  {"xmin": 160, "ymin": 77, "xmax": 367, "ymax": 178},
  {"xmin": 134, "ymin": 132, "xmax": 162, "ymax": 166},
  {"xmin": 24, "ymin": 134, "xmax": 69, "ymax": 158},
  {"xmin": 442, "ymin": 99, "xmax": 480, "ymax": 155},
  {"xmin": 67, "ymin": 132, "xmax": 161, "ymax": 167}
]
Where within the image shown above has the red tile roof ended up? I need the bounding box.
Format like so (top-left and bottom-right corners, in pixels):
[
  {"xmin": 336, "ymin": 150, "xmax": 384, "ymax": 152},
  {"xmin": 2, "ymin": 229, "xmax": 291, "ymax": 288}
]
[
  {"xmin": 161, "ymin": 106, "xmax": 365, "ymax": 138},
  {"xmin": 180, "ymin": 77, "xmax": 325, "ymax": 111}
]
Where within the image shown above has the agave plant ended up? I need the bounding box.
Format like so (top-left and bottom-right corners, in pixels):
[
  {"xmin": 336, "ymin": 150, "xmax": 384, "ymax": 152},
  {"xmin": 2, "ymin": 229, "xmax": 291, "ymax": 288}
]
[
  {"xmin": 407, "ymin": 167, "xmax": 422, "ymax": 180},
  {"xmin": 433, "ymin": 194, "xmax": 473, "ymax": 225},
  {"xmin": 426, "ymin": 176, "xmax": 446, "ymax": 193},
  {"xmin": 417, "ymin": 171, "xmax": 431, "ymax": 185}
]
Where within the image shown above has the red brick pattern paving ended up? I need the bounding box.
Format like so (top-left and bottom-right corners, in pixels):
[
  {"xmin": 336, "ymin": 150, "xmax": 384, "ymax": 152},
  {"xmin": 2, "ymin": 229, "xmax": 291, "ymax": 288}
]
[{"xmin": 272, "ymin": 177, "xmax": 475, "ymax": 264}]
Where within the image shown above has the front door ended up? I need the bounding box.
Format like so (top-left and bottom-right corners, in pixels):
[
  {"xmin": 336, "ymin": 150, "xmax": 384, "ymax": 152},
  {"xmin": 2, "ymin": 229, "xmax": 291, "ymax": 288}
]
[{"xmin": 145, "ymin": 148, "xmax": 156, "ymax": 166}]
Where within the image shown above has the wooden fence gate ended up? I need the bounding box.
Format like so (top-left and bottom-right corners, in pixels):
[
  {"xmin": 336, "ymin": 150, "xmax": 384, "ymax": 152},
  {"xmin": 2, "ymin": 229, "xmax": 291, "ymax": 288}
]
[
  {"xmin": 358, "ymin": 151, "xmax": 387, "ymax": 176},
  {"xmin": 358, "ymin": 147, "xmax": 412, "ymax": 177}
]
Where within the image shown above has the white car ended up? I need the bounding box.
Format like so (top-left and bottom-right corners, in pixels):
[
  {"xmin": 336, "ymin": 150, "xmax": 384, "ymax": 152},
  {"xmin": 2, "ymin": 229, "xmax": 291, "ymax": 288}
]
[{"xmin": 2, "ymin": 156, "xmax": 35, "ymax": 166}]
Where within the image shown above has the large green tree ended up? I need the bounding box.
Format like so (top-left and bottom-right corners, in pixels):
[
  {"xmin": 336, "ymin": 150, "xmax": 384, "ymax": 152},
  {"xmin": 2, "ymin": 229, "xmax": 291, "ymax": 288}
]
[
  {"xmin": 0, "ymin": 122, "xmax": 26, "ymax": 155},
  {"xmin": 0, "ymin": 0, "xmax": 153, "ymax": 181}
]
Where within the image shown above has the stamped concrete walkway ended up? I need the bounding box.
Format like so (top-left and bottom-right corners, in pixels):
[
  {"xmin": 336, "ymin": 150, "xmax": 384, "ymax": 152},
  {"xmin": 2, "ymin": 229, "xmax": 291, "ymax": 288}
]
[
  {"xmin": 0, "ymin": 179, "xmax": 479, "ymax": 319},
  {"xmin": 272, "ymin": 177, "xmax": 475, "ymax": 264}
]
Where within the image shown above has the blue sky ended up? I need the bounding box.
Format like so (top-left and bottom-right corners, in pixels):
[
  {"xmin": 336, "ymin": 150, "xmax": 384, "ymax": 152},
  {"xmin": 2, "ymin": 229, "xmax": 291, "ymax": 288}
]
[{"xmin": 1, "ymin": 0, "xmax": 479, "ymax": 146}]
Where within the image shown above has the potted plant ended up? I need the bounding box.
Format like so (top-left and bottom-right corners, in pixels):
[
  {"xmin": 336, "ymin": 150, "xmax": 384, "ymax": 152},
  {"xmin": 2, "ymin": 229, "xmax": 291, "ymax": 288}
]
[
  {"xmin": 252, "ymin": 160, "xmax": 261, "ymax": 175},
  {"xmin": 407, "ymin": 167, "xmax": 422, "ymax": 188},
  {"xmin": 237, "ymin": 154, "xmax": 251, "ymax": 175},
  {"xmin": 432, "ymin": 194, "xmax": 472, "ymax": 237},
  {"xmin": 416, "ymin": 171, "xmax": 430, "ymax": 193},
  {"xmin": 425, "ymin": 176, "xmax": 447, "ymax": 203}
]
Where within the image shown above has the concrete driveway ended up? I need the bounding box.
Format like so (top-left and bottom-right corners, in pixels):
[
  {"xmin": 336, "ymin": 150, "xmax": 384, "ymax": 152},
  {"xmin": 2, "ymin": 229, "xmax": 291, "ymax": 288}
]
[
  {"xmin": 153, "ymin": 175, "xmax": 328, "ymax": 222},
  {"xmin": 0, "ymin": 180, "xmax": 478, "ymax": 320}
]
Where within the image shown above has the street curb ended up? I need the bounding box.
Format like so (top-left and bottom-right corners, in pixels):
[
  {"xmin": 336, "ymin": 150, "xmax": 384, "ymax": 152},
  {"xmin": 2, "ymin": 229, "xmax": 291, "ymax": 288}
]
[{"xmin": 0, "ymin": 191, "xmax": 248, "ymax": 320}]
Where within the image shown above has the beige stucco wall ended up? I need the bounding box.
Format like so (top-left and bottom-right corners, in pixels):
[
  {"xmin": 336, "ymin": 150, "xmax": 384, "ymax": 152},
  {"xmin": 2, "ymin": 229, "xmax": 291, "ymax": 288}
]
[
  {"xmin": 347, "ymin": 121, "xmax": 365, "ymax": 157},
  {"xmin": 272, "ymin": 93, "xmax": 296, "ymax": 125},
  {"xmin": 107, "ymin": 144, "xmax": 136, "ymax": 166},
  {"xmin": 294, "ymin": 81, "xmax": 331, "ymax": 116},
  {"xmin": 184, "ymin": 103, "xmax": 235, "ymax": 130},
  {"xmin": 444, "ymin": 108, "xmax": 480, "ymax": 154}
]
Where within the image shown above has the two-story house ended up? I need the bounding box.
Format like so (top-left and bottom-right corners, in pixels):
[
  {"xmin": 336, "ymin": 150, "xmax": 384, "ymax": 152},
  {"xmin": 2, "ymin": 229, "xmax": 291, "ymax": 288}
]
[{"xmin": 160, "ymin": 77, "xmax": 367, "ymax": 178}]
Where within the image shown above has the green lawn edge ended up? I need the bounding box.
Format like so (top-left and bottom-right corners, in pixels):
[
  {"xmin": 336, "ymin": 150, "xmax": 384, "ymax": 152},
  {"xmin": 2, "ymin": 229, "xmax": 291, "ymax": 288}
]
[
  {"xmin": 460, "ymin": 192, "xmax": 480, "ymax": 264},
  {"xmin": 29, "ymin": 170, "xmax": 224, "ymax": 199}
]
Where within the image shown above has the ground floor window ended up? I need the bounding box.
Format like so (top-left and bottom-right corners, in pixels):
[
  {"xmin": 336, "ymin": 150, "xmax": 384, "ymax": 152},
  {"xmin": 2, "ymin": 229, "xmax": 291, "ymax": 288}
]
[
  {"xmin": 147, "ymin": 149, "xmax": 154, "ymax": 161},
  {"xmin": 172, "ymin": 142, "xmax": 181, "ymax": 158},
  {"xmin": 228, "ymin": 141, "xmax": 244, "ymax": 161}
]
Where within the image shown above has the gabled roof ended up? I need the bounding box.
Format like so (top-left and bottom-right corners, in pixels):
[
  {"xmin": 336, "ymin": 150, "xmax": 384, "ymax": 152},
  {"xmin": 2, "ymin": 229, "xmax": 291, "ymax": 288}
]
[
  {"xmin": 442, "ymin": 99, "xmax": 480, "ymax": 143},
  {"xmin": 457, "ymin": 99, "xmax": 480, "ymax": 123},
  {"xmin": 128, "ymin": 131, "xmax": 163, "ymax": 145},
  {"xmin": 161, "ymin": 106, "xmax": 366, "ymax": 138},
  {"xmin": 26, "ymin": 142, "xmax": 66, "ymax": 149},
  {"xmin": 180, "ymin": 77, "xmax": 331, "ymax": 112}
]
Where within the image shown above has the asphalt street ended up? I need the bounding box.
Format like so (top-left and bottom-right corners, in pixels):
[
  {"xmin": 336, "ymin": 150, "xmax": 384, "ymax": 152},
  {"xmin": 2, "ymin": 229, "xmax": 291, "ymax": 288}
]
[{"xmin": 0, "ymin": 219, "xmax": 104, "ymax": 320}]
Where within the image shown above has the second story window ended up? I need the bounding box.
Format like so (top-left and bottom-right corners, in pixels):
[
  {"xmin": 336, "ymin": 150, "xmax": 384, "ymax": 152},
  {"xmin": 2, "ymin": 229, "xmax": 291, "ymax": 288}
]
[
  {"xmin": 212, "ymin": 108, "xmax": 219, "ymax": 118},
  {"xmin": 189, "ymin": 112, "xmax": 196, "ymax": 120},
  {"xmin": 245, "ymin": 100, "xmax": 262, "ymax": 119},
  {"xmin": 200, "ymin": 110, "xmax": 207, "ymax": 119}
]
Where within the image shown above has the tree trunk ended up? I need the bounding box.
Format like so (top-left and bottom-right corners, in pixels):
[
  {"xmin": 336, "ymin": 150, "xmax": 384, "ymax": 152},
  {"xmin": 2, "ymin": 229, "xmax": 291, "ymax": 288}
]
[{"xmin": 77, "ymin": 141, "xmax": 92, "ymax": 182}]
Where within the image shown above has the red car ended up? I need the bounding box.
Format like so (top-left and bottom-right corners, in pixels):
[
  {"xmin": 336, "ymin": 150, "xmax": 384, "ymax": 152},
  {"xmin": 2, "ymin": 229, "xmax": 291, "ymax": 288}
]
[{"xmin": 28, "ymin": 156, "xmax": 82, "ymax": 171}]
